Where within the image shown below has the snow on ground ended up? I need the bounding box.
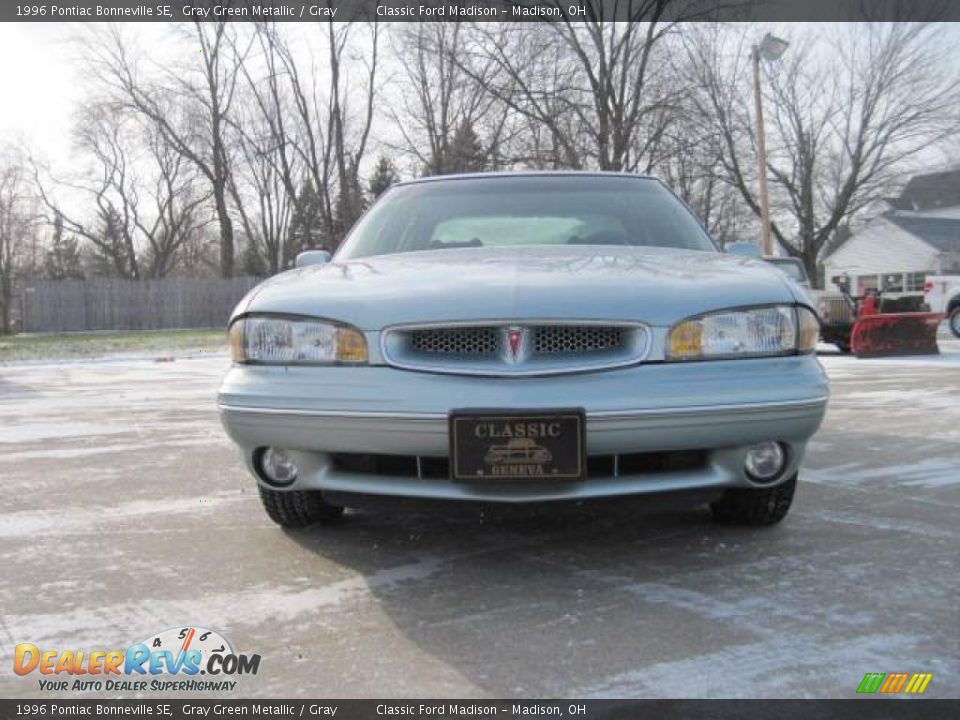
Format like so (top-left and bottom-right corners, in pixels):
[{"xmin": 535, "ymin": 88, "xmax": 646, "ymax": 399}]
[{"xmin": 0, "ymin": 339, "xmax": 957, "ymax": 699}]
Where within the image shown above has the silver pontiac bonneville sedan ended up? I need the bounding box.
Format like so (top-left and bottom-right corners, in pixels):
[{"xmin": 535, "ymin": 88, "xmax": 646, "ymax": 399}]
[{"xmin": 218, "ymin": 173, "xmax": 827, "ymax": 529}]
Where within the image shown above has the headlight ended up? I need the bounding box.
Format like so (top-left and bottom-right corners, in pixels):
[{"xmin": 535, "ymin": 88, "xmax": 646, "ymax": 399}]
[
  {"xmin": 229, "ymin": 316, "xmax": 368, "ymax": 364},
  {"xmin": 666, "ymin": 305, "xmax": 818, "ymax": 361}
]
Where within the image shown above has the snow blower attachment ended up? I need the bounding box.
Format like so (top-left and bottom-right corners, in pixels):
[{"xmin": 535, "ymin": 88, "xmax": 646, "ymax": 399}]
[{"xmin": 827, "ymin": 276, "xmax": 944, "ymax": 358}]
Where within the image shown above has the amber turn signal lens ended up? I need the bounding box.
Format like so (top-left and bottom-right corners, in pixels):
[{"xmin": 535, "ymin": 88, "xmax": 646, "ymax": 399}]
[
  {"xmin": 667, "ymin": 320, "xmax": 703, "ymax": 359},
  {"xmin": 796, "ymin": 307, "xmax": 819, "ymax": 353},
  {"xmin": 336, "ymin": 328, "xmax": 369, "ymax": 363},
  {"xmin": 229, "ymin": 322, "xmax": 246, "ymax": 363}
]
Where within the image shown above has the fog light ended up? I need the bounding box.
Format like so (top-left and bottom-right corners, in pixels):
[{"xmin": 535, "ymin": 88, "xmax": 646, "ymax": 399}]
[
  {"xmin": 744, "ymin": 442, "xmax": 786, "ymax": 483},
  {"xmin": 259, "ymin": 447, "xmax": 299, "ymax": 487}
]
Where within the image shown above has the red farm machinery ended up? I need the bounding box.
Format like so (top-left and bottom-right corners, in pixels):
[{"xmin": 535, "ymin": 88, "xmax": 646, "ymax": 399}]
[{"xmin": 818, "ymin": 275, "xmax": 944, "ymax": 357}]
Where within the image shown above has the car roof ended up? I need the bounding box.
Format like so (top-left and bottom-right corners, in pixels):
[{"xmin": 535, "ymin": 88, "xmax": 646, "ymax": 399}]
[{"xmin": 395, "ymin": 170, "xmax": 658, "ymax": 187}]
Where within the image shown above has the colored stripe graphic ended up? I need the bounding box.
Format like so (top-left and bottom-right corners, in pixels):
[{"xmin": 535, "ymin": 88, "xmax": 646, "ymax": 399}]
[
  {"xmin": 857, "ymin": 673, "xmax": 886, "ymax": 694},
  {"xmin": 880, "ymin": 673, "xmax": 909, "ymax": 693},
  {"xmin": 857, "ymin": 672, "xmax": 932, "ymax": 694},
  {"xmin": 904, "ymin": 673, "xmax": 933, "ymax": 694}
]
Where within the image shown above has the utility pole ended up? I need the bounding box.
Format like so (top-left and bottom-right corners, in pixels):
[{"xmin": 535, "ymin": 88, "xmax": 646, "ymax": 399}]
[{"xmin": 752, "ymin": 33, "xmax": 789, "ymax": 257}]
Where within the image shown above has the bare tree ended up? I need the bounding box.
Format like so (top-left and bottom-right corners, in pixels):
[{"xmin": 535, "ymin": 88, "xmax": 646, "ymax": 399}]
[
  {"xmin": 0, "ymin": 146, "xmax": 41, "ymax": 334},
  {"xmin": 139, "ymin": 123, "xmax": 212, "ymax": 278},
  {"xmin": 82, "ymin": 22, "xmax": 250, "ymax": 276},
  {"xmin": 458, "ymin": 4, "xmax": 695, "ymax": 172},
  {"xmin": 326, "ymin": 21, "xmax": 380, "ymax": 238},
  {"xmin": 234, "ymin": 23, "xmax": 315, "ymax": 252},
  {"xmin": 240, "ymin": 22, "xmax": 380, "ymax": 250},
  {"xmin": 229, "ymin": 102, "xmax": 295, "ymax": 275},
  {"xmin": 391, "ymin": 23, "xmax": 511, "ymax": 175},
  {"xmin": 686, "ymin": 23, "xmax": 960, "ymax": 281},
  {"xmin": 656, "ymin": 128, "xmax": 750, "ymax": 245},
  {"xmin": 33, "ymin": 102, "xmax": 210, "ymax": 280},
  {"xmin": 44, "ymin": 211, "xmax": 84, "ymax": 280},
  {"xmin": 34, "ymin": 104, "xmax": 140, "ymax": 279}
]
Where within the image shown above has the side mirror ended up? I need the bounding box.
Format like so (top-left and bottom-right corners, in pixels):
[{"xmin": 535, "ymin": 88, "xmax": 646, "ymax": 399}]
[{"xmin": 295, "ymin": 250, "xmax": 331, "ymax": 268}]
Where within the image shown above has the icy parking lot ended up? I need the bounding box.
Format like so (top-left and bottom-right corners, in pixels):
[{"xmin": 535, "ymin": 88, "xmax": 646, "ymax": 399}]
[{"xmin": 1, "ymin": 340, "xmax": 958, "ymax": 699}]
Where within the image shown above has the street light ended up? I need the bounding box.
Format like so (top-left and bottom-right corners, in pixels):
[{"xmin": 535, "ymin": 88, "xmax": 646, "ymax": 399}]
[{"xmin": 752, "ymin": 32, "xmax": 789, "ymax": 257}]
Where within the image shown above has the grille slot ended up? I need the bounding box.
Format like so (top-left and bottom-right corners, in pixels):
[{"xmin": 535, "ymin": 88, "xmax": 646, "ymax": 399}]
[
  {"xmin": 534, "ymin": 325, "xmax": 623, "ymax": 354},
  {"xmin": 331, "ymin": 451, "xmax": 706, "ymax": 480},
  {"xmin": 410, "ymin": 327, "xmax": 499, "ymax": 356}
]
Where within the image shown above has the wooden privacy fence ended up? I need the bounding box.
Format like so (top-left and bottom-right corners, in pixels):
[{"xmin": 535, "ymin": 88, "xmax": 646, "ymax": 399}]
[{"xmin": 21, "ymin": 277, "xmax": 261, "ymax": 333}]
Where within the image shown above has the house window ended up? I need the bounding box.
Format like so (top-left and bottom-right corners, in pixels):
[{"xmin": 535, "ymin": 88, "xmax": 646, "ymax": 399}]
[
  {"xmin": 882, "ymin": 273, "xmax": 905, "ymax": 292},
  {"xmin": 857, "ymin": 275, "xmax": 879, "ymax": 293},
  {"xmin": 904, "ymin": 272, "xmax": 927, "ymax": 292}
]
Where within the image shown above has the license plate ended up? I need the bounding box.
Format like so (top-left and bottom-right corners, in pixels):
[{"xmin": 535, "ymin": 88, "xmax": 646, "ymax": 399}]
[{"xmin": 449, "ymin": 409, "xmax": 585, "ymax": 482}]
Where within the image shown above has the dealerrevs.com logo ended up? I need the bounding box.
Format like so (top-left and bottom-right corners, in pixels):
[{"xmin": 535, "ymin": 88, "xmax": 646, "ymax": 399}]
[{"xmin": 14, "ymin": 626, "xmax": 261, "ymax": 693}]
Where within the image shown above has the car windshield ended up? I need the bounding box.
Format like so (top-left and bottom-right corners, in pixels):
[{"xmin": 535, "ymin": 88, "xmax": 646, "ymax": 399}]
[{"xmin": 336, "ymin": 175, "xmax": 717, "ymax": 260}]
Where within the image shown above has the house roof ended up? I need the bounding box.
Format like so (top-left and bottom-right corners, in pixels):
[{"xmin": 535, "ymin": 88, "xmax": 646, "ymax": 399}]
[
  {"xmin": 887, "ymin": 169, "xmax": 960, "ymax": 211},
  {"xmin": 886, "ymin": 212, "xmax": 960, "ymax": 254}
]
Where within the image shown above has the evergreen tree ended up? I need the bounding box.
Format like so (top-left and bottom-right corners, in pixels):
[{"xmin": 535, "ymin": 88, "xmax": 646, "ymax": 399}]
[
  {"xmin": 286, "ymin": 180, "xmax": 326, "ymax": 261},
  {"xmin": 86, "ymin": 206, "xmax": 134, "ymax": 278},
  {"xmin": 240, "ymin": 235, "xmax": 268, "ymax": 277},
  {"xmin": 448, "ymin": 121, "xmax": 486, "ymax": 174},
  {"xmin": 368, "ymin": 155, "xmax": 400, "ymax": 200},
  {"xmin": 332, "ymin": 163, "xmax": 365, "ymax": 249},
  {"xmin": 43, "ymin": 212, "xmax": 84, "ymax": 280}
]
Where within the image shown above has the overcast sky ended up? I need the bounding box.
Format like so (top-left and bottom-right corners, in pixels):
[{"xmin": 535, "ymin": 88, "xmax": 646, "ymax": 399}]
[
  {"xmin": 0, "ymin": 23, "xmax": 81, "ymax": 162},
  {"xmin": 2, "ymin": 21, "xmax": 959, "ymax": 175},
  {"xmin": 0, "ymin": 23, "xmax": 173, "ymax": 164},
  {"xmin": 0, "ymin": 22, "xmax": 361, "ymax": 172}
]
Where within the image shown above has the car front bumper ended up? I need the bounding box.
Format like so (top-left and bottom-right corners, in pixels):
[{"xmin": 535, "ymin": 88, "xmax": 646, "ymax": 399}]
[{"xmin": 218, "ymin": 355, "xmax": 828, "ymax": 503}]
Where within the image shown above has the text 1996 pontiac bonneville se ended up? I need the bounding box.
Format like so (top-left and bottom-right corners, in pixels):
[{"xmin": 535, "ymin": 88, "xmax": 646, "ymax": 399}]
[{"xmin": 218, "ymin": 173, "xmax": 827, "ymax": 528}]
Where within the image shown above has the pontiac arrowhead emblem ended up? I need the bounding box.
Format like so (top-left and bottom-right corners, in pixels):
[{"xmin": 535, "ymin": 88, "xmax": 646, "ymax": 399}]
[{"xmin": 505, "ymin": 326, "xmax": 525, "ymax": 364}]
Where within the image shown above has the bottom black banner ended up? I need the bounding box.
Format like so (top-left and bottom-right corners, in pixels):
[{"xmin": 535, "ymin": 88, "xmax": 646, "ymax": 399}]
[{"xmin": 0, "ymin": 700, "xmax": 957, "ymax": 720}]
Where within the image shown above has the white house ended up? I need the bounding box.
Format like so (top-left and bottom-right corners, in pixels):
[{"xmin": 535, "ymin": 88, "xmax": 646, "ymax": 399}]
[{"xmin": 822, "ymin": 169, "xmax": 960, "ymax": 295}]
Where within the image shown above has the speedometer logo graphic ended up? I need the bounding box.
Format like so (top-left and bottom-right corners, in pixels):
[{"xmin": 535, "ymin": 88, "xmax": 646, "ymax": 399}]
[{"xmin": 137, "ymin": 626, "xmax": 234, "ymax": 670}]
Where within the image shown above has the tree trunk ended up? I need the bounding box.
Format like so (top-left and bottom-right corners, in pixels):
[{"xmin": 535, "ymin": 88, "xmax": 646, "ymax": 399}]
[
  {"xmin": 802, "ymin": 246, "xmax": 820, "ymax": 291},
  {"xmin": 0, "ymin": 279, "xmax": 11, "ymax": 335},
  {"xmin": 214, "ymin": 185, "xmax": 234, "ymax": 277}
]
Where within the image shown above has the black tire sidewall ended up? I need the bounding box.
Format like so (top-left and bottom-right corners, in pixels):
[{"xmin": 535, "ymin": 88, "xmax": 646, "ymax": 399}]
[{"xmin": 710, "ymin": 473, "xmax": 798, "ymax": 526}]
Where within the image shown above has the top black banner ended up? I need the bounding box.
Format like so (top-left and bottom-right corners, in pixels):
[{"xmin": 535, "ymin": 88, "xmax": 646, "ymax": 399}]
[{"xmin": 5, "ymin": 0, "xmax": 960, "ymax": 23}]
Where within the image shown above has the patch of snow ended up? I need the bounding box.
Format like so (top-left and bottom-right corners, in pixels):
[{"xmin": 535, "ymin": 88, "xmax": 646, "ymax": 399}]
[
  {"xmin": 0, "ymin": 420, "xmax": 131, "ymax": 444},
  {"xmin": 580, "ymin": 632, "xmax": 955, "ymax": 698},
  {"xmin": 0, "ymin": 493, "xmax": 248, "ymax": 537},
  {"xmin": 804, "ymin": 459, "xmax": 960, "ymax": 489}
]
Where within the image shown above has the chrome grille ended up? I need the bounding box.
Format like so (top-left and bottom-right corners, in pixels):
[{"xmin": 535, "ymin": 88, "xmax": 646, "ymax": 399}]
[
  {"xmin": 410, "ymin": 326, "xmax": 499, "ymax": 356},
  {"xmin": 384, "ymin": 321, "xmax": 650, "ymax": 376},
  {"xmin": 534, "ymin": 325, "xmax": 623, "ymax": 354}
]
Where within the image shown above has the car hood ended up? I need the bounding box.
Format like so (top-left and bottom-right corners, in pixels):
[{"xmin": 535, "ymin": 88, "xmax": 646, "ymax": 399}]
[{"xmin": 237, "ymin": 245, "xmax": 802, "ymax": 329}]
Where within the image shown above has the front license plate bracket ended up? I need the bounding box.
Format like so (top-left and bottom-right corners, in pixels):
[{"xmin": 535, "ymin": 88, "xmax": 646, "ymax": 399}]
[{"xmin": 449, "ymin": 409, "xmax": 586, "ymax": 482}]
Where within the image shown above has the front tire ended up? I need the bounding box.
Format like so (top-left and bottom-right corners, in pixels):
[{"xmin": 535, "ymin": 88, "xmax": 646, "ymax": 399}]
[
  {"xmin": 949, "ymin": 307, "xmax": 960, "ymax": 339},
  {"xmin": 710, "ymin": 474, "xmax": 797, "ymax": 526},
  {"xmin": 258, "ymin": 486, "xmax": 344, "ymax": 528}
]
